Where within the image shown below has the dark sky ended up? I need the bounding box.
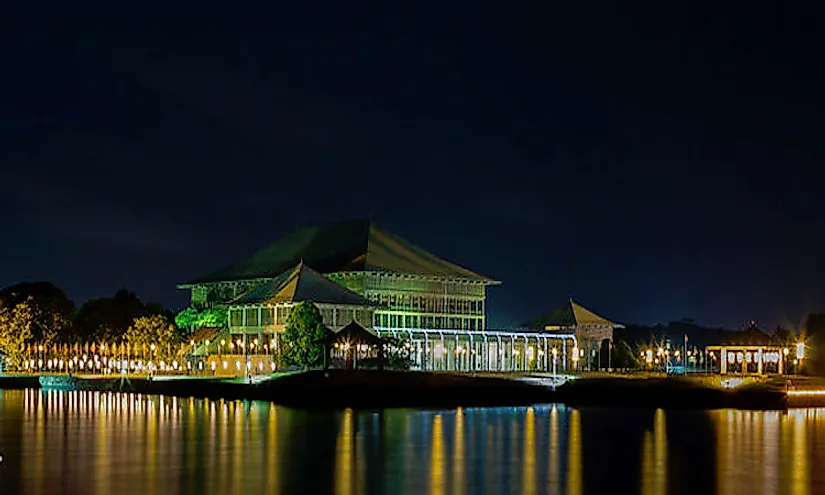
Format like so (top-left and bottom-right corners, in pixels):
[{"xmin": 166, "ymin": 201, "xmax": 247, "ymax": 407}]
[{"xmin": 2, "ymin": 4, "xmax": 823, "ymax": 330}]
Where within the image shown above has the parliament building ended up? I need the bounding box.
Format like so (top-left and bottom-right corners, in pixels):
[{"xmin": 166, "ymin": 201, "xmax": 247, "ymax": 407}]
[{"xmin": 179, "ymin": 219, "xmax": 622, "ymax": 372}]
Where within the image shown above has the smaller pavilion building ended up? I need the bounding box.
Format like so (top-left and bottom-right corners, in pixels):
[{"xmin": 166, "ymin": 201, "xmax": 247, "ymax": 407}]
[
  {"xmin": 318, "ymin": 321, "xmax": 388, "ymax": 370},
  {"xmin": 706, "ymin": 325, "xmax": 797, "ymax": 375},
  {"xmin": 523, "ymin": 298, "xmax": 624, "ymax": 370},
  {"xmin": 199, "ymin": 261, "xmax": 378, "ymax": 364}
]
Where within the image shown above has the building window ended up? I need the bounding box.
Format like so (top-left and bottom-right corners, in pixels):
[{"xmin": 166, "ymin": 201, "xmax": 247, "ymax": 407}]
[
  {"xmin": 276, "ymin": 307, "xmax": 292, "ymax": 325},
  {"xmin": 261, "ymin": 308, "xmax": 274, "ymax": 326},
  {"xmin": 245, "ymin": 308, "xmax": 259, "ymax": 327},
  {"xmin": 230, "ymin": 309, "xmax": 243, "ymax": 327}
]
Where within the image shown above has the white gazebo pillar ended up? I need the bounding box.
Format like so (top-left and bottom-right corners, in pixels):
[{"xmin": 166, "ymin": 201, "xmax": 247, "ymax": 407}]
[
  {"xmin": 757, "ymin": 348, "xmax": 763, "ymax": 375},
  {"xmin": 720, "ymin": 349, "xmax": 727, "ymax": 375}
]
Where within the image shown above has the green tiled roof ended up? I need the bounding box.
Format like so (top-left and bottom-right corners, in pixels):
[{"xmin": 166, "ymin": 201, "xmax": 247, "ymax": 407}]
[
  {"xmin": 184, "ymin": 219, "xmax": 496, "ymax": 284},
  {"xmin": 231, "ymin": 262, "xmax": 375, "ymax": 306}
]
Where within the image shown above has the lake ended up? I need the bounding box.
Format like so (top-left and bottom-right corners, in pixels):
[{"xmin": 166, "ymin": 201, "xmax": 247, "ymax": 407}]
[{"xmin": 0, "ymin": 389, "xmax": 823, "ymax": 494}]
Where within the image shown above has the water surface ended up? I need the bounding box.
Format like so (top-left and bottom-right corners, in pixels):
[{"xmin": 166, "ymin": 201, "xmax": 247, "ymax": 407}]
[{"xmin": 0, "ymin": 389, "xmax": 823, "ymax": 494}]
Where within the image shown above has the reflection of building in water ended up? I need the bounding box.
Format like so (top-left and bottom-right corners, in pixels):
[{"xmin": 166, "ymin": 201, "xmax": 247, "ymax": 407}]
[
  {"xmin": 567, "ymin": 409, "xmax": 582, "ymax": 495},
  {"xmin": 709, "ymin": 408, "xmax": 815, "ymax": 495},
  {"xmin": 522, "ymin": 407, "xmax": 536, "ymax": 495},
  {"xmin": 430, "ymin": 414, "xmax": 445, "ymax": 495}
]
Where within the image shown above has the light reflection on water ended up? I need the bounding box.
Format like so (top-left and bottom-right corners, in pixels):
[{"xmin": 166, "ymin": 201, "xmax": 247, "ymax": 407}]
[{"xmin": 1, "ymin": 389, "xmax": 825, "ymax": 494}]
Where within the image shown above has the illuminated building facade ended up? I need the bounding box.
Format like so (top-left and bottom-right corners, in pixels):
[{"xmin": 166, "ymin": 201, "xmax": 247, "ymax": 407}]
[
  {"xmin": 178, "ymin": 219, "xmax": 619, "ymax": 372},
  {"xmin": 179, "ymin": 219, "xmax": 496, "ymax": 333}
]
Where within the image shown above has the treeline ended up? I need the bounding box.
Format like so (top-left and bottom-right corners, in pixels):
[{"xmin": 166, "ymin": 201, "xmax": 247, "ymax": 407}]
[{"xmin": 0, "ymin": 281, "xmax": 179, "ymax": 345}]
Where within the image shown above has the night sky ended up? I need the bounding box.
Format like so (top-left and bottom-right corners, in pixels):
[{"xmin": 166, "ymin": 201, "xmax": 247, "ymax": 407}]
[{"xmin": 2, "ymin": 4, "xmax": 823, "ymax": 330}]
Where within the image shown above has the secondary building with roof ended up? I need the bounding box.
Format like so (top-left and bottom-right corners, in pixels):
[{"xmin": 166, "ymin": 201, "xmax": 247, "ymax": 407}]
[{"xmin": 522, "ymin": 298, "xmax": 625, "ymax": 370}]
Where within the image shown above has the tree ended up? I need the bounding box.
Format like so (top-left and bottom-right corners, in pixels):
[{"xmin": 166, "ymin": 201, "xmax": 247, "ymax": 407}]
[
  {"xmin": 611, "ymin": 340, "xmax": 640, "ymax": 370},
  {"xmin": 175, "ymin": 307, "xmax": 228, "ymax": 333},
  {"xmin": 0, "ymin": 300, "xmax": 34, "ymax": 370},
  {"xmin": 73, "ymin": 289, "xmax": 148, "ymax": 341},
  {"xmin": 0, "ymin": 282, "xmax": 74, "ymax": 345},
  {"xmin": 281, "ymin": 302, "xmax": 332, "ymax": 370},
  {"xmin": 125, "ymin": 314, "xmax": 179, "ymax": 362}
]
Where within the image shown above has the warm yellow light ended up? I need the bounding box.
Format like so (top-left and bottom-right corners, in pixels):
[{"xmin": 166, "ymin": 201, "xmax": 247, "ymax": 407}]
[
  {"xmin": 796, "ymin": 343, "xmax": 805, "ymax": 360},
  {"xmin": 253, "ymin": 338, "xmax": 258, "ymax": 345},
  {"xmin": 783, "ymin": 347, "xmax": 790, "ymax": 356},
  {"xmin": 236, "ymin": 339, "xmax": 242, "ymax": 346},
  {"xmin": 150, "ymin": 344, "xmax": 156, "ymax": 351},
  {"xmin": 220, "ymin": 339, "xmax": 225, "ymax": 346},
  {"xmin": 205, "ymin": 340, "xmax": 210, "ymax": 346},
  {"xmin": 38, "ymin": 345, "xmax": 44, "ymax": 352},
  {"xmin": 190, "ymin": 340, "xmax": 195, "ymax": 346}
]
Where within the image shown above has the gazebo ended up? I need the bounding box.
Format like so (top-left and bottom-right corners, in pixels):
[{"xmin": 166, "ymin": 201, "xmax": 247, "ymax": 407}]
[{"xmin": 317, "ymin": 321, "xmax": 387, "ymax": 370}]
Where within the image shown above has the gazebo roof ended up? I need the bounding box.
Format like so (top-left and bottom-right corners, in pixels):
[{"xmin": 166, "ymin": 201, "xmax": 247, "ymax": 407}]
[
  {"xmin": 231, "ymin": 261, "xmax": 375, "ymax": 306},
  {"xmin": 317, "ymin": 321, "xmax": 386, "ymax": 346}
]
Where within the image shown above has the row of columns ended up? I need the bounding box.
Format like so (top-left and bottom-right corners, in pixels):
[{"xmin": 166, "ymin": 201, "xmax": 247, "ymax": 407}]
[{"xmin": 380, "ymin": 329, "xmax": 576, "ymax": 373}]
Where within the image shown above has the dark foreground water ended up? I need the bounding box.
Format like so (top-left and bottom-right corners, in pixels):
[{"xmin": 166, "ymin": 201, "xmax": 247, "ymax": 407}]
[{"xmin": 0, "ymin": 390, "xmax": 824, "ymax": 494}]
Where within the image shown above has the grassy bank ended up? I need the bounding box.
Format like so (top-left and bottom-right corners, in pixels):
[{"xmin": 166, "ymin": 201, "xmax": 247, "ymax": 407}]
[
  {"xmin": 127, "ymin": 370, "xmax": 556, "ymax": 408},
  {"xmin": 555, "ymin": 376, "xmax": 788, "ymax": 410},
  {"xmin": 0, "ymin": 371, "xmax": 798, "ymax": 410}
]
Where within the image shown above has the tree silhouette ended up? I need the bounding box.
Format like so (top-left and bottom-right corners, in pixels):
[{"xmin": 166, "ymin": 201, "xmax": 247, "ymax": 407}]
[{"xmin": 281, "ymin": 302, "xmax": 332, "ymax": 370}]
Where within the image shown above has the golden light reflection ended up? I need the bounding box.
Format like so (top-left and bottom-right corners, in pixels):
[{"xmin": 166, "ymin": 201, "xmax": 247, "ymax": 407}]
[
  {"xmin": 641, "ymin": 429, "xmax": 653, "ymax": 495},
  {"xmin": 96, "ymin": 396, "xmax": 110, "ymax": 495},
  {"xmin": 232, "ymin": 402, "xmax": 243, "ymax": 495},
  {"xmin": 453, "ymin": 408, "xmax": 466, "ymax": 495},
  {"xmin": 548, "ymin": 406, "xmax": 560, "ymax": 491},
  {"xmin": 566, "ymin": 409, "xmax": 582, "ymax": 495},
  {"xmin": 34, "ymin": 391, "xmax": 45, "ymax": 495},
  {"xmin": 267, "ymin": 403, "xmax": 280, "ymax": 495},
  {"xmin": 653, "ymin": 409, "xmax": 667, "ymax": 495},
  {"xmin": 147, "ymin": 396, "xmax": 158, "ymax": 495},
  {"xmin": 763, "ymin": 412, "xmax": 780, "ymax": 495},
  {"xmin": 430, "ymin": 414, "xmax": 446, "ymax": 495},
  {"xmin": 335, "ymin": 408, "xmax": 355, "ymax": 495},
  {"xmin": 522, "ymin": 407, "xmax": 536, "ymax": 495},
  {"xmin": 790, "ymin": 410, "xmax": 810, "ymax": 495},
  {"xmin": 9, "ymin": 391, "xmax": 825, "ymax": 495}
]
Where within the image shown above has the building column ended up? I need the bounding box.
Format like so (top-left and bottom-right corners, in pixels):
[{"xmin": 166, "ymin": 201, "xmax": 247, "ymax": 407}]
[
  {"xmin": 720, "ymin": 349, "xmax": 727, "ymax": 375},
  {"xmin": 757, "ymin": 349, "xmax": 763, "ymax": 375},
  {"xmin": 563, "ymin": 339, "xmax": 567, "ymax": 372},
  {"xmin": 778, "ymin": 351, "xmax": 783, "ymax": 375},
  {"xmin": 543, "ymin": 337, "xmax": 548, "ymax": 371}
]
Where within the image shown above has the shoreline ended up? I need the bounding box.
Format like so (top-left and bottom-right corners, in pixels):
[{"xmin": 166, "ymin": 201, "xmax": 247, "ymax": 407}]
[{"xmin": 0, "ymin": 371, "xmax": 808, "ymax": 410}]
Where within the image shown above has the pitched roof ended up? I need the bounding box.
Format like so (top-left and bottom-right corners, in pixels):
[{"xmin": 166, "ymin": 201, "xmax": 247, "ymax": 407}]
[
  {"xmin": 721, "ymin": 325, "xmax": 774, "ymax": 346},
  {"xmin": 317, "ymin": 321, "xmax": 386, "ymax": 346},
  {"xmin": 522, "ymin": 299, "xmax": 623, "ymax": 329},
  {"xmin": 182, "ymin": 219, "xmax": 496, "ymax": 285},
  {"xmin": 231, "ymin": 262, "xmax": 375, "ymax": 306}
]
